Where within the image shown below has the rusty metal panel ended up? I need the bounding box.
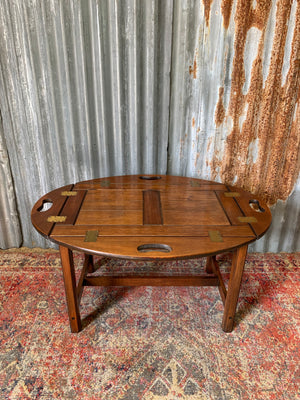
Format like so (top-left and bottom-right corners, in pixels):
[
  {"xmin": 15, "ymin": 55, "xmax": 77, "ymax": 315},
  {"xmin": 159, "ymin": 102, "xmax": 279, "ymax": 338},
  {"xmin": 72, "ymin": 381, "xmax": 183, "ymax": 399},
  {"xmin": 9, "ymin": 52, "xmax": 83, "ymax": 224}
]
[
  {"xmin": 0, "ymin": 0, "xmax": 299, "ymax": 251},
  {"xmin": 169, "ymin": 0, "xmax": 299, "ymax": 201},
  {"xmin": 168, "ymin": 0, "xmax": 300, "ymax": 252}
]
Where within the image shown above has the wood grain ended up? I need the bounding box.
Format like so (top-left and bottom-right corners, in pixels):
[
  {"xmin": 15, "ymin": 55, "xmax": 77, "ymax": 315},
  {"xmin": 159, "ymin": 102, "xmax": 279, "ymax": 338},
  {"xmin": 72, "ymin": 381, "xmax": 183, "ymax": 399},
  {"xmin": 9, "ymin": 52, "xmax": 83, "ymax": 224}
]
[
  {"xmin": 31, "ymin": 184, "xmax": 73, "ymax": 236},
  {"xmin": 83, "ymin": 275, "xmax": 219, "ymax": 287},
  {"xmin": 59, "ymin": 246, "xmax": 82, "ymax": 332},
  {"xmin": 222, "ymin": 244, "xmax": 248, "ymax": 332},
  {"xmin": 31, "ymin": 175, "xmax": 271, "ymax": 259},
  {"xmin": 50, "ymin": 235, "xmax": 257, "ymax": 260},
  {"xmin": 51, "ymin": 224, "xmax": 255, "ymax": 237},
  {"xmin": 143, "ymin": 190, "xmax": 163, "ymax": 225}
]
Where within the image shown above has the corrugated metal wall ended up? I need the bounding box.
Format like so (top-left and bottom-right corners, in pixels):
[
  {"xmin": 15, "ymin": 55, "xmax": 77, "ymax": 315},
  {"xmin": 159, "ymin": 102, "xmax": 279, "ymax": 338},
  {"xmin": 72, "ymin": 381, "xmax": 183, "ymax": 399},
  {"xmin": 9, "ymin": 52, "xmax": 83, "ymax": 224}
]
[{"xmin": 0, "ymin": 0, "xmax": 299, "ymax": 251}]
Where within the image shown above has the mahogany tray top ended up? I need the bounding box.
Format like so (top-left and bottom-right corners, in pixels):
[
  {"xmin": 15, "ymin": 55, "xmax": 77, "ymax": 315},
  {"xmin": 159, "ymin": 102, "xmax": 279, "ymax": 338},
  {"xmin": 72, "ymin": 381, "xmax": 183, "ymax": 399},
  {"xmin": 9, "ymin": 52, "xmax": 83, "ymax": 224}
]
[{"xmin": 32, "ymin": 175, "xmax": 271, "ymax": 260}]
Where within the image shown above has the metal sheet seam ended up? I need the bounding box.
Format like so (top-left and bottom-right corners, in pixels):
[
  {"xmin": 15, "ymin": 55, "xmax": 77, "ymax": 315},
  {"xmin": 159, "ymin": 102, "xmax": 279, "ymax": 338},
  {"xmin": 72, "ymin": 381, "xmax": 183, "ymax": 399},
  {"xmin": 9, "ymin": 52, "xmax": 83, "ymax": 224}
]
[{"xmin": 166, "ymin": 0, "xmax": 176, "ymax": 175}]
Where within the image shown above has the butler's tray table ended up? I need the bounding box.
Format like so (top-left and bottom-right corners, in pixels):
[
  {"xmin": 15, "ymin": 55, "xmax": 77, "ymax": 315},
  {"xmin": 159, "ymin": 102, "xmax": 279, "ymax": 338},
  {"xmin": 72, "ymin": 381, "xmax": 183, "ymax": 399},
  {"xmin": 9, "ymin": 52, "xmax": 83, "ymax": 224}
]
[{"xmin": 31, "ymin": 175, "xmax": 271, "ymax": 333}]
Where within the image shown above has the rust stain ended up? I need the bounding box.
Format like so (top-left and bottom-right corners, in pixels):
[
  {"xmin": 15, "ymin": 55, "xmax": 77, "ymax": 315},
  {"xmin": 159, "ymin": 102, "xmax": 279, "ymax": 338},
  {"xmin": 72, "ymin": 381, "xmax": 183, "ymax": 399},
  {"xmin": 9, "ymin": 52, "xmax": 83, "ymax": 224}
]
[
  {"xmin": 192, "ymin": 117, "xmax": 196, "ymax": 128},
  {"xmin": 207, "ymin": 137, "xmax": 213, "ymax": 153},
  {"xmin": 254, "ymin": 0, "xmax": 300, "ymax": 204},
  {"xmin": 189, "ymin": 59, "xmax": 197, "ymax": 79},
  {"xmin": 210, "ymin": 150, "xmax": 222, "ymax": 181},
  {"xmin": 251, "ymin": 0, "xmax": 273, "ymax": 30},
  {"xmin": 202, "ymin": 0, "xmax": 213, "ymax": 27},
  {"xmin": 194, "ymin": 152, "xmax": 200, "ymax": 167},
  {"xmin": 215, "ymin": 87, "xmax": 226, "ymax": 126},
  {"xmin": 218, "ymin": 0, "xmax": 255, "ymax": 187},
  {"xmin": 279, "ymin": 88, "xmax": 300, "ymax": 200},
  {"xmin": 216, "ymin": 0, "xmax": 300, "ymax": 205},
  {"xmin": 221, "ymin": 0, "xmax": 234, "ymax": 29}
]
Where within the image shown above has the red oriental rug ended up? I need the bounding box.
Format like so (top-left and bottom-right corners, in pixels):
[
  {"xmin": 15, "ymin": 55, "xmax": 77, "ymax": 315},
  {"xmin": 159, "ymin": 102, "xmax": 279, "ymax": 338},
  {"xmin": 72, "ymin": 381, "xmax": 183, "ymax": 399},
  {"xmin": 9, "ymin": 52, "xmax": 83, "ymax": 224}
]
[{"xmin": 0, "ymin": 249, "xmax": 299, "ymax": 399}]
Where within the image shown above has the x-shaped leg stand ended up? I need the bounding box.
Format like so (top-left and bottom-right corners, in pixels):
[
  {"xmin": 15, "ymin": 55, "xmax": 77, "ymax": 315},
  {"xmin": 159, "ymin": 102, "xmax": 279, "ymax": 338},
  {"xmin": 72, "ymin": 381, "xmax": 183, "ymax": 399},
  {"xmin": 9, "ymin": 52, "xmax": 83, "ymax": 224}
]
[{"xmin": 59, "ymin": 244, "xmax": 248, "ymax": 333}]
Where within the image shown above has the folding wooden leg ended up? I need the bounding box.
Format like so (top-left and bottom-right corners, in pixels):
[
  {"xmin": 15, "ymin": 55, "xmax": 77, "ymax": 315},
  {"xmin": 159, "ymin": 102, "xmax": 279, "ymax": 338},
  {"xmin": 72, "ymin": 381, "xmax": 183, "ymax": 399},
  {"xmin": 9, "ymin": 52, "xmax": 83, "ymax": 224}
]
[
  {"xmin": 222, "ymin": 245, "xmax": 248, "ymax": 332},
  {"xmin": 205, "ymin": 256, "xmax": 214, "ymax": 274},
  {"xmin": 59, "ymin": 246, "xmax": 82, "ymax": 332},
  {"xmin": 85, "ymin": 254, "xmax": 94, "ymax": 273}
]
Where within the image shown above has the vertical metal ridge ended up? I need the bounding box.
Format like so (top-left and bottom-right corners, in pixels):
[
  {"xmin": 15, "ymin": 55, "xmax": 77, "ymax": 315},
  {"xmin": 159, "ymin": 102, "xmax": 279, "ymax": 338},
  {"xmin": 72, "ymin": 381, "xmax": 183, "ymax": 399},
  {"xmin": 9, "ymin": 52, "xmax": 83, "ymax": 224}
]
[
  {"xmin": 71, "ymin": 0, "xmax": 93, "ymax": 180},
  {"xmin": 142, "ymin": 0, "xmax": 155, "ymax": 172},
  {"xmin": 156, "ymin": 0, "xmax": 173, "ymax": 175},
  {"xmin": 107, "ymin": 0, "xmax": 124, "ymax": 175},
  {"xmin": 57, "ymin": 1, "xmax": 76, "ymax": 183},
  {"xmin": 39, "ymin": 1, "xmax": 64, "ymax": 179},
  {"xmin": 126, "ymin": 0, "xmax": 139, "ymax": 173},
  {"xmin": 87, "ymin": 0, "xmax": 109, "ymax": 177},
  {"xmin": 0, "ymin": 108, "xmax": 23, "ymax": 249}
]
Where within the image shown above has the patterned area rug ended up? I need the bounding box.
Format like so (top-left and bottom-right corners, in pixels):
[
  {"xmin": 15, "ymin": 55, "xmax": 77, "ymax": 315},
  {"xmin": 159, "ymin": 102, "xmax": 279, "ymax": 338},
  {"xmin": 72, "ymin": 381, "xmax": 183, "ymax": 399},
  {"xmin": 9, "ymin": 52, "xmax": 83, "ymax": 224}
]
[{"xmin": 0, "ymin": 249, "xmax": 299, "ymax": 399}]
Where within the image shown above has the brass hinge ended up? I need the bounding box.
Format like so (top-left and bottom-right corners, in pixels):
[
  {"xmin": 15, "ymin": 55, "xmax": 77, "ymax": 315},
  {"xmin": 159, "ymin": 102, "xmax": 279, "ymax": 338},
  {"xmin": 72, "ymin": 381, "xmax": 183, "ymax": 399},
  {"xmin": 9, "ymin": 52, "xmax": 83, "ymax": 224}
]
[
  {"xmin": 61, "ymin": 191, "xmax": 77, "ymax": 196},
  {"xmin": 100, "ymin": 180, "xmax": 110, "ymax": 187},
  {"xmin": 208, "ymin": 230, "xmax": 223, "ymax": 242},
  {"xmin": 238, "ymin": 216, "xmax": 257, "ymax": 223},
  {"xmin": 47, "ymin": 216, "xmax": 67, "ymax": 223},
  {"xmin": 84, "ymin": 230, "xmax": 99, "ymax": 242},
  {"xmin": 190, "ymin": 180, "xmax": 201, "ymax": 187},
  {"xmin": 224, "ymin": 192, "xmax": 240, "ymax": 197}
]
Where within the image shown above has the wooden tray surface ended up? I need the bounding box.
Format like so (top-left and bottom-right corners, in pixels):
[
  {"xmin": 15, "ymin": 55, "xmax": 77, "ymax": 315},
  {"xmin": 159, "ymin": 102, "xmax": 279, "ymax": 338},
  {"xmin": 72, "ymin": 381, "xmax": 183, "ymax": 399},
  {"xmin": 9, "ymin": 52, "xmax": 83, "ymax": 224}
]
[{"xmin": 31, "ymin": 175, "xmax": 272, "ymax": 259}]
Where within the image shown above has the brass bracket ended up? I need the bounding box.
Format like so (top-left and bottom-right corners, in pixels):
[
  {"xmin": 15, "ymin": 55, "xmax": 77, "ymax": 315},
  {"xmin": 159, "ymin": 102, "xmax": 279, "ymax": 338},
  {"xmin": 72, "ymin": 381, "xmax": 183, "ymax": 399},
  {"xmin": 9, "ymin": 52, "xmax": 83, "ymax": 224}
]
[
  {"xmin": 100, "ymin": 180, "xmax": 110, "ymax": 187},
  {"xmin": 190, "ymin": 180, "xmax": 201, "ymax": 187},
  {"xmin": 224, "ymin": 192, "xmax": 240, "ymax": 197},
  {"xmin": 238, "ymin": 216, "xmax": 257, "ymax": 223},
  {"xmin": 47, "ymin": 216, "xmax": 67, "ymax": 223},
  {"xmin": 84, "ymin": 230, "xmax": 99, "ymax": 242},
  {"xmin": 61, "ymin": 191, "xmax": 77, "ymax": 196},
  {"xmin": 209, "ymin": 230, "xmax": 223, "ymax": 242}
]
